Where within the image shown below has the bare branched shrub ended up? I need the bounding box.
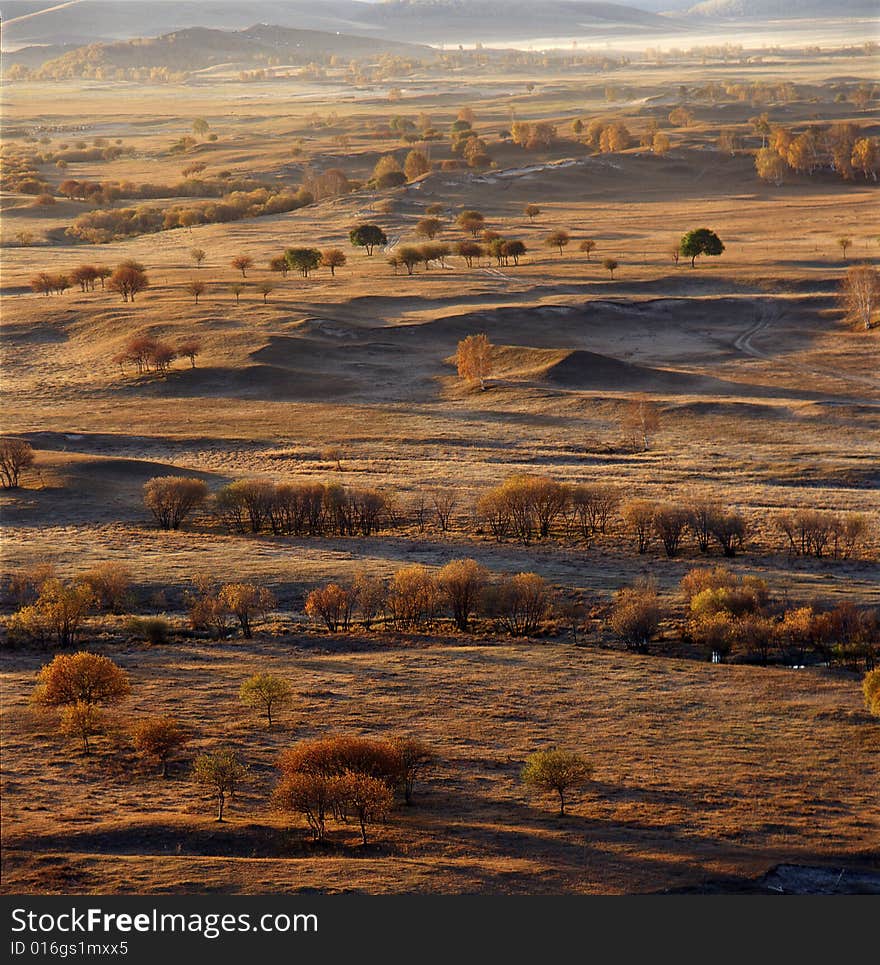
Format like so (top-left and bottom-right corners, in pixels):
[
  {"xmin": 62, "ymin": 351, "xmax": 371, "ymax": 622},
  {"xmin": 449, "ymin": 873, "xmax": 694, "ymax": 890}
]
[
  {"xmin": 492, "ymin": 572, "xmax": 552, "ymax": 636},
  {"xmin": 387, "ymin": 565, "xmax": 440, "ymax": 631},
  {"xmin": 79, "ymin": 562, "xmax": 132, "ymax": 613},
  {"xmin": 143, "ymin": 476, "xmax": 208, "ymax": 530},
  {"xmin": 622, "ymin": 499, "xmax": 657, "ymax": 554},
  {"xmin": 653, "ymin": 504, "xmax": 689, "ymax": 557},
  {"xmin": 0, "ymin": 438, "xmax": 35, "ymax": 489}
]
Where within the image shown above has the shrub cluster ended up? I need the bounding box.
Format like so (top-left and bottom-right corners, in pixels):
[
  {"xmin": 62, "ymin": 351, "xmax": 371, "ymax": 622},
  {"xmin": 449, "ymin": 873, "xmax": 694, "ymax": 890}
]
[
  {"xmin": 305, "ymin": 560, "xmax": 552, "ymax": 636},
  {"xmin": 273, "ymin": 735, "xmax": 435, "ymax": 842}
]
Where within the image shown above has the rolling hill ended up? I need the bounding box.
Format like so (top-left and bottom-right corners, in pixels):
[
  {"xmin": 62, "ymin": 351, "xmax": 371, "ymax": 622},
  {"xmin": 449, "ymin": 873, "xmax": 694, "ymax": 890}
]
[
  {"xmin": 686, "ymin": 0, "xmax": 877, "ymax": 18},
  {"xmin": 2, "ymin": 0, "xmax": 684, "ymax": 51}
]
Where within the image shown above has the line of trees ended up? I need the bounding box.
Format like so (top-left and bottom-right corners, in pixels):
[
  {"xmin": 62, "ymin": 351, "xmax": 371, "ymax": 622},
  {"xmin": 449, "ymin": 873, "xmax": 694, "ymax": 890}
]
[{"xmin": 137, "ymin": 473, "xmax": 875, "ymax": 563}]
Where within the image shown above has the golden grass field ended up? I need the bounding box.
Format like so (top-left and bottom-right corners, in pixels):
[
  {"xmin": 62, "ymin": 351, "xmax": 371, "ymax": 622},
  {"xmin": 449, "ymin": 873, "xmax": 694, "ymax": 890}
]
[{"xmin": 1, "ymin": 35, "xmax": 879, "ymax": 893}]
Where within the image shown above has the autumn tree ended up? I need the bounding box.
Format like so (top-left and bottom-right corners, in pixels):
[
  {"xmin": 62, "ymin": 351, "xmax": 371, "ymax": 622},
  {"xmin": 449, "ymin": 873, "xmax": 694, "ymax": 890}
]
[
  {"xmin": 0, "ymin": 438, "xmax": 35, "ymax": 489},
  {"xmin": 397, "ymin": 246, "xmax": 421, "ymax": 275},
  {"xmin": 609, "ymin": 580, "xmax": 661, "ymax": 652},
  {"xmin": 652, "ymin": 131, "xmax": 671, "ymax": 155},
  {"xmin": 229, "ymin": 283, "xmax": 244, "ymax": 303},
  {"xmin": 621, "ymin": 396, "xmax": 660, "ymax": 451},
  {"xmin": 190, "ymin": 248, "xmax": 206, "ymax": 268},
  {"xmin": 864, "ymin": 669, "xmax": 880, "ymax": 717},
  {"xmin": 349, "ymin": 224, "xmax": 387, "ymax": 255},
  {"xmin": 231, "ymin": 255, "xmax": 253, "ymax": 277},
  {"xmin": 679, "ymin": 228, "xmax": 724, "ymax": 268},
  {"xmin": 755, "ymin": 147, "xmax": 787, "ymax": 185},
  {"xmin": 493, "ymin": 572, "xmax": 552, "ymax": 636},
  {"xmin": 391, "ymin": 736, "xmax": 436, "ymax": 805},
  {"xmin": 456, "ymin": 333, "xmax": 494, "ymax": 390},
  {"xmin": 456, "ymin": 210, "xmax": 484, "ymax": 237},
  {"xmin": 107, "ymin": 265, "xmax": 149, "ymax": 302},
  {"xmin": 194, "ymin": 750, "xmax": 248, "ymax": 821},
  {"xmin": 133, "ymin": 716, "xmax": 190, "ymax": 776},
  {"xmin": 602, "ymin": 257, "xmax": 619, "ymax": 279},
  {"xmin": 336, "ymin": 772, "xmax": 393, "ymax": 845},
  {"xmin": 521, "ymin": 748, "xmax": 594, "ymax": 816},
  {"xmin": 269, "ymin": 255, "xmax": 289, "ymax": 277},
  {"xmin": 373, "ymin": 154, "xmax": 405, "ymax": 187},
  {"xmin": 143, "ymin": 476, "xmax": 209, "ymax": 530},
  {"xmin": 187, "ymin": 280, "xmax": 206, "ymax": 304},
  {"xmin": 61, "ymin": 702, "xmax": 105, "ymax": 755},
  {"xmin": 524, "ymin": 204, "xmax": 541, "ymax": 221},
  {"xmin": 320, "ymin": 248, "xmax": 346, "ymax": 276},
  {"xmin": 456, "ymin": 240, "xmax": 483, "ymax": 267},
  {"xmin": 545, "ymin": 230, "xmax": 570, "ymax": 255},
  {"xmin": 415, "ymin": 217, "xmax": 442, "ymax": 240},
  {"xmin": 178, "ymin": 337, "xmax": 201, "ymax": 367},
  {"xmin": 305, "ymin": 583, "xmax": 355, "ymax": 632},
  {"xmin": 437, "ymin": 558, "xmax": 489, "ymax": 632},
  {"xmin": 240, "ymin": 673, "xmax": 292, "ymax": 727},
  {"xmin": 12, "ymin": 580, "xmax": 95, "ymax": 648},
  {"xmin": 404, "ymin": 149, "xmax": 430, "ymax": 180},
  {"xmin": 217, "ymin": 583, "xmax": 275, "ymax": 638},
  {"xmin": 257, "ymin": 282, "xmax": 274, "ymax": 303},
  {"xmin": 579, "ymin": 239, "xmax": 596, "ymax": 260},
  {"xmin": 32, "ymin": 651, "xmax": 130, "ymax": 707},
  {"xmin": 837, "ymin": 237, "xmax": 852, "ymax": 260},
  {"xmin": 653, "ymin": 504, "xmax": 690, "ymax": 557},
  {"xmin": 192, "ymin": 118, "xmax": 210, "ymax": 138},
  {"xmin": 841, "ymin": 264, "xmax": 879, "ymax": 330}
]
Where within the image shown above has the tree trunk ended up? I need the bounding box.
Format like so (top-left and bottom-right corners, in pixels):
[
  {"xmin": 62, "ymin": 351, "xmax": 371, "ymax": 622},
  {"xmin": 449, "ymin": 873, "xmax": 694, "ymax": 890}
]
[
  {"xmin": 217, "ymin": 792, "xmax": 225, "ymax": 822},
  {"xmin": 558, "ymin": 790, "xmax": 565, "ymax": 816}
]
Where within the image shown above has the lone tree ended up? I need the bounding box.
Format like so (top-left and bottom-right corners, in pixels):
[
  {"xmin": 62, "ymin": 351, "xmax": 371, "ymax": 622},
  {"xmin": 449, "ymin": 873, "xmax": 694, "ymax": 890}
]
[
  {"xmin": 60, "ymin": 702, "xmax": 105, "ymax": 755},
  {"xmin": 521, "ymin": 748, "xmax": 594, "ymax": 816},
  {"xmin": 679, "ymin": 228, "xmax": 724, "ymax": 268},
  {"xmin": 0, "ymin": 438, "xmax": 35, "ymax": 489},
  {"xmin": 143, "ymin": 476, "xmax": 209, "ymax": 530},
  {"xmin": 229, "ymin": 283, "xmax": 244, "ymax": 303},
  {"xmin": 603, "ymin": 257, "xmax": 619, "ymax": 279},
  {"xmin": 841, "ymin": 264, "xmax": 879, "ymax": 330},
  {"xmin": 257, "ymin": 282, "xmax": 274, "ymax": 303},
  {"xmin": 107, "ymin": 265, "xmax": 149, "ymax": 302},
  {"xmin": 524, "ymin": 204, "xmax": 541, "ymax": 221},
  {"xmin": 838, "ymin": 237, "xmax": 853, "ymax": 260},
  {"xmin": 133, "ymin": 716, "xmax": 190, "ymax": 776},
  {"xmin": 456, "ymin": 333, "xmax": 494, "ymax": 390},
  {"xmin": 32, "ymin": 651, "xmax": 131, "ymax": 707},
  {"xmin": 240, "ymin": 673, "xmax": 293, "ymax": 727},
  {"xmin": 579, "ymin": 239, "xmax": 596, "ymax": 260},
  {"xmin": 285, "ymin": 247, "xmax": 321, "ymax": 278},
  {"xmin": 190, "ymin": 248, "xmax": 206, "ymax": 268},
  {"xmin": 194, "ymin": 750, "xmax": 248, "ymax": 822},
  {"xmin": 192, "ymin": 118, "xmax": 210, "ymax": 138},
  {"xmin": 621, "ymin": 396, "xmax": 661, "ymax": 451},
  {"xmin": 187, "ymin": 280, "xmax": 206, "ymax": 304},
  {"xmin": 349, "ymin": 224, "xmax": 387, "ymax": 256},
  {"xmin": 545, "ymin": 230, "xmax": 570, "ymax": 255},
  {"xmin": 320, "ymin": 248, "xmax": 346, "ymax": 276},
  {"xmin": 231, "ymin": 255, "xmax": 253, "ymax": 277}
]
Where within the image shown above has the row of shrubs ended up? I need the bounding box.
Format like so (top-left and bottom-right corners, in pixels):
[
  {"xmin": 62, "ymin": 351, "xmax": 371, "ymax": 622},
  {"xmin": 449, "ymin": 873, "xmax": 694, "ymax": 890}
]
[
  {"xmin": 5, "ymin": 560, "xmax": 878, "ymax": 671},
  {"xmin": 66, "ymin": 187, "xmax": 314, "ymax": 243},
  {"xmin": 142, "ymin": 474, "xmax": 875, "ymax": 561}
]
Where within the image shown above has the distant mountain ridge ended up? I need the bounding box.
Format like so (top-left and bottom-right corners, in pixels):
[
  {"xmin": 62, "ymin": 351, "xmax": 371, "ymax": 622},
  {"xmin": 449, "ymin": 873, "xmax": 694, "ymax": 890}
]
[
  {"xmin": 2, "ymin": 0, "xmax": 683, "ymax": 50},
  {"xmin": 4, "ymin": 23, "xmax": 432, "ymax": 73},
  {"xmin": 686, "ymin": 0, "xmax": 877, "ymax": 17}
]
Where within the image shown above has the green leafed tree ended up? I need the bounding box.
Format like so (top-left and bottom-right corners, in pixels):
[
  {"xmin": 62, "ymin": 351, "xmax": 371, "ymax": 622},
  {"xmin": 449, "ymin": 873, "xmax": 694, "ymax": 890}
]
[{"xmin": 679, "ymin": 228, "xmax": 724, "ymax": 268}]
